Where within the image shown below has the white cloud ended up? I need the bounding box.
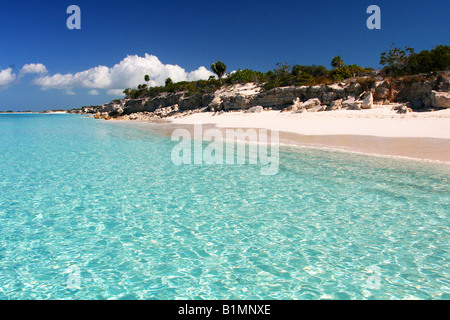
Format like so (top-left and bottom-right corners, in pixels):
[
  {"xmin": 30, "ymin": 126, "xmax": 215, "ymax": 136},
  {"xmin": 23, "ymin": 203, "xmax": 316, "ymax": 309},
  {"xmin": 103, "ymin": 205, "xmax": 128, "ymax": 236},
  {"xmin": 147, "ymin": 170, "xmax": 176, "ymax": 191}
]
[
  {"xmin": 0, "ymin": 68, "xmax": 16, "ymax": 87},
  {"xmin": 187, "ymin": 66, "xmax": 216, "ymax": 81},
  {"xmin": 106, "ymin": 89, "xmax": 125, "ymax": 96},
  {"xmin": 33, "ymin": 54, "xmax": 215, "ymax": 94},
  {"xmin": 20, "ymin": 63, "xmax": 48, "ymax": 77},
  {"xmin": 88, "ymin": 89, "xmax": 99, "ymax": 95}
]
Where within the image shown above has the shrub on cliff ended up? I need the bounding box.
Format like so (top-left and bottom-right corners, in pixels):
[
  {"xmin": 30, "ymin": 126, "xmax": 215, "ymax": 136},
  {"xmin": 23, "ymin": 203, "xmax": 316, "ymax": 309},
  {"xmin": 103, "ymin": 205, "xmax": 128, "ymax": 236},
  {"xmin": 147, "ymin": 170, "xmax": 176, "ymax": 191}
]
[
  {"xmin": 380, "ymin": 44, "xmax": 415, "ymax": 76},
  {"xmin": 263, "ymin": 63, "xmax": 315, "ymax": 91},
  {"xmin": 408, "ymin": 45, "xmax": 450, "ymax": 74},
  {"xmin": 165, "ymin": 78, "xmax": 173, "ymax": 86},
  {"xmin": 430, "ymin": 45, "xmax": 450, "ymax": 71},
  {"xmin": 292, "ymin": 65, "xmax": 329, "ymax": 77},
  {"xmin": 225, "ymin": 69, "xmax": 267, "ymax": 84},
  {"xmin": 331, "ymin": 64, "xmax": 368, "ymax": 81},
  {"xmin": 356, "ymin": 77, "xmax": 376, "ymax": 91},
  {"xmin": 380, "ymin": 44, "xmax": 449, "ymax": 76},
  {"xmin": 211, "ymin": 61, "xmax": 227, "ymax": 82},
  {"xmin": 331, "ymin": 56, "xmax": 344, "ymax": 69}
]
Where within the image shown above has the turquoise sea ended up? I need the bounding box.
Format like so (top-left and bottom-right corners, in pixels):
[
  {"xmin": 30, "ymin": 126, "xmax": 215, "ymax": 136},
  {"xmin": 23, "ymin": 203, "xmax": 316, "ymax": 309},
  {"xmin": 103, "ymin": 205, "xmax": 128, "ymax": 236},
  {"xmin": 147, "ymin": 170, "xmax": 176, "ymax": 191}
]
[{"xmin": 0, "ymin": 113, "xmax": 448, "ymax": 300}]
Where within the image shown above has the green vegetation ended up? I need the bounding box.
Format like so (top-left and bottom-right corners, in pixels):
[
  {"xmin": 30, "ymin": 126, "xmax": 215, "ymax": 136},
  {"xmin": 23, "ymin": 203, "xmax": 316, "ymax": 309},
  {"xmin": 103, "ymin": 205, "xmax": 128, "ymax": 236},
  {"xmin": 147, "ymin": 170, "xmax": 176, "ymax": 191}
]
[
  {"xmin": 263, "ymin": 63, "xmax": 316, "ymax": 91},
  {"xmin": 330, "ymin": 64, "xmax": 372, "ymax": 81},
  {"xmin": 125, "ymin": 78, "xmax": 223, "ymax": 99},
  {"xmin": 355, "ymin": 77, "xmax": 376, "ymax": 91},
  {"xmin": 380, "ymin": 45, "xmax": 415, "ymax": 76},
  {"xmin": 331, "ymin": 56, "xmax": 344, "ymax": 69},
  {"xmin": 120, "ymin": 44, "xmax": 448, "ymax": 100},
  {"xmin": 226, "ymin": 69, "xmax": 266, "ymax": 84},
  {"xmin": 211, "ymin": 60, "xmax": 227, "ymax": 81},
  {"xmin": 165, "ymin": 78, "xmax": 173, "ymax": 86},
  {"xmin": 292, "ymin": 65, "xmax": 329, "ymax": 77},
  {"xmin": 380, "ymin": 44, "xmax": 450, "ymax": 76}
]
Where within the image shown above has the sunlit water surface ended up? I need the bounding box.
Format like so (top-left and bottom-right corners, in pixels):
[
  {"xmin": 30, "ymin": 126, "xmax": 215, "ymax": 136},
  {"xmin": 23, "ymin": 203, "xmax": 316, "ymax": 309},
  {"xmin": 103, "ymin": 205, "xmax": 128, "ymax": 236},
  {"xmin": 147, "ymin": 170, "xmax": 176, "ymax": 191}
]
[{"xmin": 0, "ymin": 114, "xmax": 448, "ymax": 300}]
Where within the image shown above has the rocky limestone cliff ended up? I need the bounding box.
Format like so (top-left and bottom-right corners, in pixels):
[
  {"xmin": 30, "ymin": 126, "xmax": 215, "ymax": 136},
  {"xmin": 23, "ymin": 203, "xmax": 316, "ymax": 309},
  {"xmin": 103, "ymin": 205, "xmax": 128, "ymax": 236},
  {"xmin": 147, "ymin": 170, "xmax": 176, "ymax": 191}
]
[{"xmin": 70, "ymin": 72, "xmax": 450, "ymax": 119}]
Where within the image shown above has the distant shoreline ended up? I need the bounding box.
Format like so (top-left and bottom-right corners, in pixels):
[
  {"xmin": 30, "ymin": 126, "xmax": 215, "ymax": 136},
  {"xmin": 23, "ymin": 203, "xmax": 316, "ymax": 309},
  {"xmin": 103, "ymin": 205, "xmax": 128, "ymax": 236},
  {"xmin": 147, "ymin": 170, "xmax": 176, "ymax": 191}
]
[{"xmin": 0, "ymin": 111, "xmax": 67, "ymax": 114}]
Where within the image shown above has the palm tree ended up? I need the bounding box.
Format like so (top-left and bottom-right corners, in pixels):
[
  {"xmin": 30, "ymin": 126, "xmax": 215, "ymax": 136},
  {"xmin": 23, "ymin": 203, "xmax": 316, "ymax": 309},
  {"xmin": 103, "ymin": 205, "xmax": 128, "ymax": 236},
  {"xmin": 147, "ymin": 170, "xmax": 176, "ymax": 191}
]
[
  {"xmin": 211, "ymin": 61, "xmax": 227, "ymax": 83},
  {"xmin": 331, "ymin": 56, "xmax": 344, "ymax": 69},
  {"xmin": 144, "ymin": 74, "xmax": 150, "ymax": 86}
]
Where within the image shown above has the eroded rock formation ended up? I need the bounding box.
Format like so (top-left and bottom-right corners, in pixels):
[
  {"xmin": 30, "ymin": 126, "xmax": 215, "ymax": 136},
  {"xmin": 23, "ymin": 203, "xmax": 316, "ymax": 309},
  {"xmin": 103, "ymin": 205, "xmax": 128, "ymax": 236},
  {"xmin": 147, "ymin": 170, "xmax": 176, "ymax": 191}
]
[{"xmin": 69, "ymin": 72, "xmax": 450, "ymax": 119}]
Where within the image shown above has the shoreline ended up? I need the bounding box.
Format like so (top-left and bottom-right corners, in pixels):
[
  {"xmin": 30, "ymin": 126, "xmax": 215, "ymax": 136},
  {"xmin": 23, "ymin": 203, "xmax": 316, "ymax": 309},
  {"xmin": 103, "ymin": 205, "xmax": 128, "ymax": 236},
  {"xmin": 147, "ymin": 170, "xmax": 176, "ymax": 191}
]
[
  {"xmin": 276, "ymin": 133, "xmax": 450, "ymax": 164},
  {"xmin": 159, "ymin": 109, "xmax": 450, "ymax": 164}
]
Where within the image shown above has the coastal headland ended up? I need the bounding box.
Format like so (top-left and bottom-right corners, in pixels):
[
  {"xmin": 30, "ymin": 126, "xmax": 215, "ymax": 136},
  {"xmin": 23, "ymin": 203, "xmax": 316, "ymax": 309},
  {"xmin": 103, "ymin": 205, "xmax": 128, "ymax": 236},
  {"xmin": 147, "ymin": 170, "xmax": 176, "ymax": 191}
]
[{"xmin": 67, "ymin": 72, "xmax": 450, "ymax": 163}]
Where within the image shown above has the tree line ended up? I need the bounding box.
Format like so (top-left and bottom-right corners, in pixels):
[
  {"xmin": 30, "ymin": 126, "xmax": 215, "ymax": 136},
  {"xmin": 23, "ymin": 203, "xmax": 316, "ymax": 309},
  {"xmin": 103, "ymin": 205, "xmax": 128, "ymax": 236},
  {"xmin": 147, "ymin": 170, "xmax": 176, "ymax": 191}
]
[{"xmin": 123, "ymin": 44, "xmax": 449, "ymax": 100}]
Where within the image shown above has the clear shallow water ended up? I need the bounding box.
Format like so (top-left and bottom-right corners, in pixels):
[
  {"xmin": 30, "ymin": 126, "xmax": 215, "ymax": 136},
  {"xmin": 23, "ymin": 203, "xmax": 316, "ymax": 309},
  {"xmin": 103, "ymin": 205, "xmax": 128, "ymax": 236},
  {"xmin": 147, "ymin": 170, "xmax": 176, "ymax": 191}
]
[{"xmin": 0, "ymin": 114, "xmax": 449, "ymax": 300}]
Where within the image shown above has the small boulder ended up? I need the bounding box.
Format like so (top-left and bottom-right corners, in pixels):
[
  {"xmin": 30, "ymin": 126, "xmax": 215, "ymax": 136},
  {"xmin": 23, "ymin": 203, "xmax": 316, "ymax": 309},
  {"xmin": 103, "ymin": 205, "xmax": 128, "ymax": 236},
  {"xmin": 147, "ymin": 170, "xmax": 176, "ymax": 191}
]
[
  {"xmin": 430, "ymin": 90, "xmax": 450, "ymax": 108},
  {"xmin": 342, "ymin": 97, "xmax": 362, "ymax": 110},
  {"xmin": 293, "ymin": 108, "xmax": 308, "ymax": 114},
  {"xmin": 361, "ymin": 93, "xmax": 373, "ymax": 109},
  {"xmin": 300, "ymin": 98, "xmax": 321, "ymax": 109},
  {"xmin": 343, "ymin": 96, "xmax": 355, "ymax": 106},
  {"xmin": 245, "ymin": 106, "xmax": 264, "ymax": 113},
  {"xmin": 326, "ymin": 99, "xmax": 343, "ymax": 111},
  {"xmin": 307, "ymin": 105, "xmax": 325, "ymax": 112}
]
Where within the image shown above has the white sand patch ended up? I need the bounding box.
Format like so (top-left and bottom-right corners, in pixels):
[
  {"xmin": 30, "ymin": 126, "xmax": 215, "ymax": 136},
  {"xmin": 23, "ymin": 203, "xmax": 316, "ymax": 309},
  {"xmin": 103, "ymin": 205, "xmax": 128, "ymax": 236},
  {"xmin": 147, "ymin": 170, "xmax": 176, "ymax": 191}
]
[{"xmin": 169, "ymin": 108, "xmax": 450, "ymax": 139}]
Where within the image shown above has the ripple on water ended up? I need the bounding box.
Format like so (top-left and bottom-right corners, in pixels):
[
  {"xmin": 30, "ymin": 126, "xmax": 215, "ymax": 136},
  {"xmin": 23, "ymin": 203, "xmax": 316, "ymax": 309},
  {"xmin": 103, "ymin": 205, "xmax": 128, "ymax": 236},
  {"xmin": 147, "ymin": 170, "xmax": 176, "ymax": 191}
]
[{"xmin": 0, "ymin": 115, "xmax": 448, "ymax": 299}]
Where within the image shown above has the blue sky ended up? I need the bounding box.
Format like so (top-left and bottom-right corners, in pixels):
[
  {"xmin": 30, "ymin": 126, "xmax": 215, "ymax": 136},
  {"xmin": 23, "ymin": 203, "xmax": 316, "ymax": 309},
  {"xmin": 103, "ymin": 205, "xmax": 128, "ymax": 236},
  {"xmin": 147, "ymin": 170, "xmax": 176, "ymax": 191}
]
[{"xmin": 0, "ymin": 0, "xmax": 448, "ymax": 111}]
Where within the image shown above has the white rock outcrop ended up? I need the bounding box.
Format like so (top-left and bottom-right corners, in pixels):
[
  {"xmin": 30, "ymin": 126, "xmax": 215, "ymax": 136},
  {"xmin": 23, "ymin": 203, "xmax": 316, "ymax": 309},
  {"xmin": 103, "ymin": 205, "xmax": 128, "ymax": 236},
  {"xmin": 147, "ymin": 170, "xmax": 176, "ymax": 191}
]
[
  {"xmin": 300, "ymin": 98, "xmax": 321, "ymax": 109},
  {"xmin": 326, "ymin": 99, "xmax": 343, "ymax": 111},
  {"xmin": 342, "ymin": 97, "xmax": 362, "ymax": 110},
  {"xmin": 430, "ymin": 90, "xmax": 450, "ymax": 108},
  {"xmin": 361, "ymin": 92, "xmax": 374, "ymax": 109}
]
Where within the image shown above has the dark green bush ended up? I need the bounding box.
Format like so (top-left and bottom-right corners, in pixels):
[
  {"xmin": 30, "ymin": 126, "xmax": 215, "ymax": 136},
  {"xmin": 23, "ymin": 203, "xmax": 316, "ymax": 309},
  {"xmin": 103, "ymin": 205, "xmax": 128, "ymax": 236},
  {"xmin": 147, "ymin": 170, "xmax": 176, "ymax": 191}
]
[
  {"xmin": 330, "ymin": 64, "xmax": 367, "ymax": 81},
  {"xmin": 292, "ymin": 65, "xmax": 329, "ymax": 77},
  {"xmin": 380, "ymin": 44, "xmax": 449, "ymax": 76},
  {"xmin": 225, "ymin": 69, "xmax": 267, "ymax": 84},
  {"xmin": 165, "ymin": 78, "xmax": 173, "ymax": 86}
]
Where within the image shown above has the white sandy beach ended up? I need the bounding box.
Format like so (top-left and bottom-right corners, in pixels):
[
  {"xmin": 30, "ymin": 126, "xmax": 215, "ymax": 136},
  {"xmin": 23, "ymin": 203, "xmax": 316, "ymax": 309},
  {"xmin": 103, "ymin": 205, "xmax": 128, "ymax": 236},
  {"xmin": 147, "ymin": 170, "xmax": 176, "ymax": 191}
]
[
  {"xmin": 167, "ymin": 107, "xmax": 450, "ymax": 163},
  {"xmin": 169, "ymin": 108, "xmax": 450, "ymax": 139}
]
